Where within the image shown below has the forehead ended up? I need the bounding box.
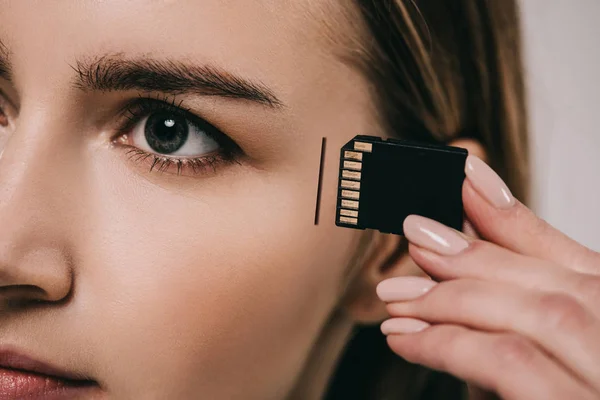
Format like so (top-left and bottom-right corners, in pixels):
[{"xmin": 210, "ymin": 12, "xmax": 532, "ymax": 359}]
[{"xmin": 0, "ymin": 0, "xmax": 354, "ymax": 79}]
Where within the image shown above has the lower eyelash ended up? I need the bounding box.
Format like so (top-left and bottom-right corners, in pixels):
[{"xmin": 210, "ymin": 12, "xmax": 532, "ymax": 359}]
[{"xmin": 124, "ymin": 146, "xmax": 238, "ymax": 176}]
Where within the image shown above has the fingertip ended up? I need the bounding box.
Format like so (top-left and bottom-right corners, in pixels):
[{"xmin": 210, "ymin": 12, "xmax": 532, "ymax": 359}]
[
  {"xmin": 381, "ymin": 317, "xmax": 430, "ymax": 335},
  {"xmin": 464, "ymin": 155, "xmax": 516, "ymax": 210},
  {"xmin": 376, "ymin": 276, "xmax": 436, "ymax": 302}
]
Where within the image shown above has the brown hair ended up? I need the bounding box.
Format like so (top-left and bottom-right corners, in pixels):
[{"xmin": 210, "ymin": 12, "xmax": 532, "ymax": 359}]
[{"xmin": 326, "ymin": 0, "xmax": 529, "ymax": 398}]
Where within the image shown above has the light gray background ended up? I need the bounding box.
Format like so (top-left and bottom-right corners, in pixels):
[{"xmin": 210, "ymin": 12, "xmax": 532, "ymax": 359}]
[{"xmin": 521, "ymin": 0, "xmax": 599, "ymax": 250}]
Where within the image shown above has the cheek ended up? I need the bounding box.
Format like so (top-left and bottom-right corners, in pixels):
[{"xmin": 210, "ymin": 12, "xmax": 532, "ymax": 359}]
[{"xmin": 73, "ymin": 157, "xmax": 359, "ymax": 397}]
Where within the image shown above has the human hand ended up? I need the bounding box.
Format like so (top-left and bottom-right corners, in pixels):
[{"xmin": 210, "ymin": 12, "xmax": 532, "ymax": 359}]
[{"xmin": 376, "ymin": 156, "xmax": 600, "ymax": 400}]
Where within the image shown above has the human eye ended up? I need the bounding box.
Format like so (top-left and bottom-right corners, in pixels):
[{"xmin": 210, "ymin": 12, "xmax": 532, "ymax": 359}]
[{"xmin": 112, "ymin": 95, "xmax": 241, "ymax": 176}]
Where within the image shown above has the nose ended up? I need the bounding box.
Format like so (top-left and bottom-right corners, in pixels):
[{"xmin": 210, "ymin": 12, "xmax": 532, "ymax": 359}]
[{"xmin": 0, "ymin": 116, "xmax": 75, "ymax": 306}]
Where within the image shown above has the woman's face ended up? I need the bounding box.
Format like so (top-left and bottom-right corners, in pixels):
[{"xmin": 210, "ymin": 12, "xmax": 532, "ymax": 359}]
[{"xmin": 0, "ymin": 1, "xmax": 377, "ymax": 398}]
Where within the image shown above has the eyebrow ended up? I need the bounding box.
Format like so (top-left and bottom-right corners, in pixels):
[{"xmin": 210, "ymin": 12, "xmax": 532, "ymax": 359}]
[{"xmin": 70, "ymin": 54, "xmax": 283, "ymax": 108}]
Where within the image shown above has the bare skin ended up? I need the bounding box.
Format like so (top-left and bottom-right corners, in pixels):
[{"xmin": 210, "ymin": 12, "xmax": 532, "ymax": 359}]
[
  {"xmin": 0, "ymin": 1, "xmax": 383, "ymax": 398},
  {"xmin": 5, "ymin": 2, "xmax": 596, "ymax": 400}
]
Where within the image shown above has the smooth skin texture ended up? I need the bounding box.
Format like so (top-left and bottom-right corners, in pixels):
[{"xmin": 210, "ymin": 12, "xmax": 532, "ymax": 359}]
[
  {"xmin": 378, "ymin": 156, "xmax": 600, "ymax": 400},
  {"xmin": 0, "ymin": 1, "xmax": 405, "ymax": 399},
  {"xmin": 3, "ymin": 1, "xmax": 595, "ymax": 399},
  {"xmin": 0, "ymin": 0, "xmax": 474, "ymax": 399}
]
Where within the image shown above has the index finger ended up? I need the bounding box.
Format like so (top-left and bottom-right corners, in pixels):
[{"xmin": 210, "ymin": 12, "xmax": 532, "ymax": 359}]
[{"xmin": 463, "ymin": 156, "xmax": 600, "ymax": 274}]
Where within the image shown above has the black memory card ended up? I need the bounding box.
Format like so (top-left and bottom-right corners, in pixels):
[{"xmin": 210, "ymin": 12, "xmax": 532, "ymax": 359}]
[{"xmin": 335, "ymin": 135, "xmax": 467, "ymax": 236}]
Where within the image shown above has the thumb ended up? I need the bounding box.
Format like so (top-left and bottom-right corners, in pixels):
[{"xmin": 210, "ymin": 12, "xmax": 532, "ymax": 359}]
[{"xmin": 463, "ymin": 155, "xmax": 599, "ymax": 275}]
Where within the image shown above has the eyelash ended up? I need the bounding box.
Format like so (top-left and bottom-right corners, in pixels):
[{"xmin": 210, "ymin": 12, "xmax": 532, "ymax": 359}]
[{"xmin": 113, "ymin": 94, "xmax": 241, "ymax": 176}]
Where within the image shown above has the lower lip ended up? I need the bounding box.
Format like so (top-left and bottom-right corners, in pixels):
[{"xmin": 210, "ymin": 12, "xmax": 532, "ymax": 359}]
[{"xmin": 0, "ymin": 367, "xmax": 99, "ymax": 400}]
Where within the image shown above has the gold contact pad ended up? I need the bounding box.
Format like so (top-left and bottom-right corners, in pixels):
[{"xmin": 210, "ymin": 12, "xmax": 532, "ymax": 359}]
[
  {"xmin": 341, "ymin": 200, "xmax": 359, "ymax": 209},
  {"xmin": 354, "ymin": 141, "xmax": 373, "ymax": 152},
  {"xmin": 339, "ymin": 216, "xmax": 358, "ymax": 225},
  {"xmin": 341, "ymin": 190, "xmax": 360, "ymax": 200},
  {"xmin": 344, "ymin": 151, "xmax": 363, "ymax": 161},
  {"xmin": 339, "ymin": 209, "xmax": 359, "ymax": 218},
  {"xmin": 342, "ymin": 170, "xmax": 361, "ymax": 180},
  {"xmin": 340, "ymin": 180, "xmax": 360, "ymax": 190},
  {"xmin": 343, "ymin": 161, "xmax": 362, "ymax": 171}
]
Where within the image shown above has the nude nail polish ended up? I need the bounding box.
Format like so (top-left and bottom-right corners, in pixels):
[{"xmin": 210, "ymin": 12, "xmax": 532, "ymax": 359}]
[
  {"xmin": 381, "ymin": 318, "xmax": 430, "ymax": 335},
  {"xmin": 376, "ymin": 277, "xmax": 437, "ymax": 302},
  {"xmin": 465, "ymin": 155, "xmax": 515, "ymax": 209},
  {"xmin": 403, "ymin": 215, "xmax": 469, "ymax": 255}
]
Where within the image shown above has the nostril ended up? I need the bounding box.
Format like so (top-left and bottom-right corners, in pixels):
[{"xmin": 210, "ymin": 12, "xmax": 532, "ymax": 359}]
[
  {"xmin": 0, "ymin": 285, "xmax": 49, "ymax": 310},
  {"xmin": 0, "ymin": 246, "xmax": 74, "ymax": 304}
]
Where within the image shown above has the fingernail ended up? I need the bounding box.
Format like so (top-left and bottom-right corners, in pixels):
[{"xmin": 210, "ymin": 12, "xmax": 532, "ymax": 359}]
[
  {"xmin": 381, "ymin": 318, "xmax": 430, "ymax": 335},
  {"xmin": 403, "ymin": 215, "xmax": 469, "ymax": 255},
  {"xmin": 376, "ymin": 277, "xmax": 437, "ymax": 302},
  {"xmin": 465, "ymin": 155, "xmax": 515, "ymax": 209}
]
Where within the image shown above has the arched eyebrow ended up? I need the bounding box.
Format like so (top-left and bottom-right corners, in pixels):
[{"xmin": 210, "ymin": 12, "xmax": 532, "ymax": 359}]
[
  {"xmin": 3, "ymin": 47, "xmax": 284, "ymax": 108},
  {"xmin": 70, "ymin": 55, "xmax": 284, "ymax": 109},
  {"xmin": 0, "ymin": 48, "xmax": 280, "ymax": 112}
]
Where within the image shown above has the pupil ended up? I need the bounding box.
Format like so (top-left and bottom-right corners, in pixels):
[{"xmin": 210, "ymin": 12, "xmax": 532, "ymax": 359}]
[{"xmin": 145, "ymin": 112, "xmax": 189, "ymax": 154}]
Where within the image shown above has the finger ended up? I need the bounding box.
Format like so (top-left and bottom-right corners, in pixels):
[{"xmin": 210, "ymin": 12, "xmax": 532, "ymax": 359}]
[
  {"xmin": 407, "ymin": 240, "xmax": 600, "ymax": 316},
  {"xmin": 463, "ymin": 155, "xmax": 600, "ymax": 274},
  {"xmin": 461, "ymin": 219, "xmax": 479, "ymax": 238},
  {"xmin": 384, "ymin": 278, "xmax": 600, "ymax": 389},
  {"xmin": 383, "ymin": 324, "xmax": 596, "ymax": 400}
]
